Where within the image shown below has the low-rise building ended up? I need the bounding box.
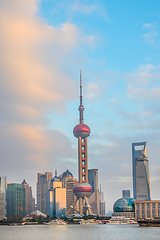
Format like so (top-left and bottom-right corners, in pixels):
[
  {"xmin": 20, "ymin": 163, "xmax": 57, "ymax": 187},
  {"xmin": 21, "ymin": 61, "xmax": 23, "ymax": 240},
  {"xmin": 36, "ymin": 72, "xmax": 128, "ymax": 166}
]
[
  {"xmin": 112, "ymin": 197, "xmax": 135, "ymax": 219},
  {"xmin": 134, "ymin": 200, "xmax": 160, "ymax": 219}
]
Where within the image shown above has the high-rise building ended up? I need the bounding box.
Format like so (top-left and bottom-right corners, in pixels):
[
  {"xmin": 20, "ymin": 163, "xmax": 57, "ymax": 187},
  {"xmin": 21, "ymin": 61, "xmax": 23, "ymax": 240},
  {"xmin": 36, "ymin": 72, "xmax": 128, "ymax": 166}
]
[
  {"xmin": 122, "ymin": 190, "xmax": 130, "ymax": 198},
  {"xmin": 0, "ymin": 176, "xmax": 6, "ymax": 220},
  {"xmin": 32, "ymin": 197, "xmax": 35, "ymax": 212},
  {"xmin": 88, "ymin": 169, "xmax": 98, "ymax": 193},
  {"xmin": 88, "ymin": 169, "xmax": 99, "ymax": 215},
  {"xmin": 132, "ymin": 142, "xmax": 151, "ymax": 200},
  {"xmin": 99, "ymin": 184, "xmax": 106, "ymax": 216},
  {"xmin": 7, "ymin": 183, "xmax": 25, "ymax": 218},
  {"xmin": 47, "ymin": 173, "xmax": 66, "ymax": 217},
  {"xmin": 67, "ymin": 72, "xmax": 93, "ymax": 216},
  {"xmin": 60, "ymin": 170, "xmax": 79, "ymax": 215},
  {"xmin": 37, "ymin": 172, "xmax": 52, "ymax": 214},
  {"xmin": 22, "ymin": 179, "xmax": 32, "ymax": 215}
]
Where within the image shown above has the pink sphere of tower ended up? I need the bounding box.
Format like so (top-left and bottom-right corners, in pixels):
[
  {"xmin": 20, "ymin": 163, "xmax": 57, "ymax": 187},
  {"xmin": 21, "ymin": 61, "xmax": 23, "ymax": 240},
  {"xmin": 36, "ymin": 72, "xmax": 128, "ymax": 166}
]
[
  {"xmin": 73, "ymin": 124, "xmax": 90, "ymax": 138},
  {"xmin": 73, "ymin": 183, "xmax": 92, "ymax": 198}
]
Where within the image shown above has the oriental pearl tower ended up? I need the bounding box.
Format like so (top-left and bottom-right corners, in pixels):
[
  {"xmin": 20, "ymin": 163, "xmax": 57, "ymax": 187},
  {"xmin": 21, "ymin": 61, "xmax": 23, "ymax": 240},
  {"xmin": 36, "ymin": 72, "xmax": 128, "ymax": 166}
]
[{"xmin": 67, "ymin": 71, "xmax": 93, "ymax": 216}]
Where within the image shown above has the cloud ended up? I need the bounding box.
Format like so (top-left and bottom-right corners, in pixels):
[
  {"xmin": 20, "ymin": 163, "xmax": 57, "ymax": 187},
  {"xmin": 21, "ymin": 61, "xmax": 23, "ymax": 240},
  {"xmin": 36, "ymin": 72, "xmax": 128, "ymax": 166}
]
[
  {"xmin": 72, "ymin": 0, "xmax": 97, "ymax": 14},
  {"xmin": 0, "ymin": 0, "xmax": 96, "ymax": 198},
  {"xmin": 142, "ymin": 31, "xmax": 158, "ymax": 45},
  {"xmin": 142, "ymin": 22, "xmax": 158, "ymax": 45},
  {"xmin": 70, "ymin": 0, "xmax": 109, "ymax": 21},
  {"xmin": 125, "ymin": 64, "xmax": 160, "ymax": 101},
  {"xmin": 86, "ymin": 83, "xmax": 101, "ymax": 98},
  {"xmin": 142, "ymin": 23, "xmax": 154, "ymax": 29}
]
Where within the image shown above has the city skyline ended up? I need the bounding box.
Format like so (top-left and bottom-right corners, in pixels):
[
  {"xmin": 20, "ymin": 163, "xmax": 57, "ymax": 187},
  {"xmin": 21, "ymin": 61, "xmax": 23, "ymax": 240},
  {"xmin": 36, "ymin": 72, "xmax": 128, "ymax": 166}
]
[{"xmin": 0, "ymin": 0, "xmax": 160, "ymax": 212}]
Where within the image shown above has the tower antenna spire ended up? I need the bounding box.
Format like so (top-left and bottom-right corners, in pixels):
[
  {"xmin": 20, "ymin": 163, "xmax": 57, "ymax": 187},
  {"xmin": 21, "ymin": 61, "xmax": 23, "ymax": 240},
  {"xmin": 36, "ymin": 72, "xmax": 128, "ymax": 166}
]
[
  {"xmin": 79, "ymin": 70, "xmax": 84, "ymax": 124},
  {"xmin": 80, "ymin": 70, "xmax": 82, "ymax": 106}
]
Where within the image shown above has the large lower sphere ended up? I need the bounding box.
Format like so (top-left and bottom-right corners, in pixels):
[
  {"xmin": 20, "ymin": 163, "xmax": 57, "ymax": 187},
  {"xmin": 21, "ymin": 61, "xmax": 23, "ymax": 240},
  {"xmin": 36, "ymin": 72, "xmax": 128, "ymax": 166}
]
[
  {"xmin": 73, "ymin": 124, "xmax": 90, "ymax": 138},
  {"xmin": 73, "ymin": 183, "xmax": 92, "ymax": 198}
]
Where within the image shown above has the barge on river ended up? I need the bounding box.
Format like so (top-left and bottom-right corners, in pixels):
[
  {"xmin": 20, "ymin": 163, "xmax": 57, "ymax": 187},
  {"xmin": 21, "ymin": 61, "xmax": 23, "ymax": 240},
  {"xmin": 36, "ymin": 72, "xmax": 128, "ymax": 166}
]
[{"xmin": 138, "ymin": 219, "xmax": 160, "ymax": 227}]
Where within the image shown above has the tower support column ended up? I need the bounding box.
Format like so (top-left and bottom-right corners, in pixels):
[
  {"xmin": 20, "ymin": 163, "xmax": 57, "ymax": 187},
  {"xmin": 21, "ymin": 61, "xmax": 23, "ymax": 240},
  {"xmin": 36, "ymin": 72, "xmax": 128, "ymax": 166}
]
[
  {"xmin": 79, "ymin": 197, "xmax": 83, "ymax": 215},
  {"xmin": 78, "ymin": 136, "xmax": 82, "ymax": 183},
  {"xmin": 84, "ymin": 138, "xmax": 88, "ymax": 183}
]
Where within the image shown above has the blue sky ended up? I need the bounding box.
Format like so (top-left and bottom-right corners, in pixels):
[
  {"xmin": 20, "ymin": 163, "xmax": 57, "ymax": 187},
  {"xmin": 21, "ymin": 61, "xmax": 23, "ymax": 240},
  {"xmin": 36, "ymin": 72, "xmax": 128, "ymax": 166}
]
[{"xmin": 0, "ymin": 0, "xmax": 160, "ymax": 211}]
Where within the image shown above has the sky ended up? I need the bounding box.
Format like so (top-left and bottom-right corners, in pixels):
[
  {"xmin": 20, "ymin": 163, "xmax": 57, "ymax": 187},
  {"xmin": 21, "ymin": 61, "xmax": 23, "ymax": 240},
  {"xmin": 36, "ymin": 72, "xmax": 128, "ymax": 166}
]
[{"xmin": 0, "ymin": 0, "xmax": 160, "ymax": 212}]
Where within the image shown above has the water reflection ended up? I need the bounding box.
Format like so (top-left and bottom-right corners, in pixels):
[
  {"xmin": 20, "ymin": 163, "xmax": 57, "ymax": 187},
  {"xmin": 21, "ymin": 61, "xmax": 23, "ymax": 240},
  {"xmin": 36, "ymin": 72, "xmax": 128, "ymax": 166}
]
[{"xmin": 1, "ymin": 224, "xmax": 160, "ymax": 240}]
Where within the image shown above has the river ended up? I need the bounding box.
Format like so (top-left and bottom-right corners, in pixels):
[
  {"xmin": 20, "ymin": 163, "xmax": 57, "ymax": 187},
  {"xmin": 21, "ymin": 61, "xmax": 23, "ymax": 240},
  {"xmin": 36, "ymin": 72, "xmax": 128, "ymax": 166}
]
[{"xmin": 1, "ymin": 224, "xmax": 160, "ymax": 240}]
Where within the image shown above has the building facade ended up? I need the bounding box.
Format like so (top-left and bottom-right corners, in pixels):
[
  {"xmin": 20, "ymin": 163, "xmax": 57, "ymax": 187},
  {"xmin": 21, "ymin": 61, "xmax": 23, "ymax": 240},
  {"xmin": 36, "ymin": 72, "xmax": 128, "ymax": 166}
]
[
  {"xmin": 0, "ymin": 176, "xmax": 6, "ymax": 220},
  {"xmin": 32, "ymin": 197, "xmax": 35, "ymax": 212},
  {"xmin": 88, "ymin": 169, "xmax": 99, "ymax": 215},
  {"xmin": 60, "ymin": 170, "xmax": 79, "ymax": 215},
  {"xmin": 99, "ymin": 185, "xmax": 106, "ymax": 216},
  {"xmin": 132, "ymin": 142, "xmax": 151, "ymax": 200},
  {"xmin": 122, "ymin": 190, "xmax": 130, "ymax": 198},
  {"xmin": 88, "ymin": 169, "xmax": 98, "ymax": 193},
  {"xmin": 112, "ymin": 197, "xmax": 135, "ymax": 219},
  {"xmin": 134, "ymin": 200, "xmax": 160, "ymax": 219},
  {"xmin": 7, "ymin": 183, "xmax": 25, "ymax": 218},
  {"xmin": 47, "ymin": 180, "xmax": 66, "ymax": 217},
  {"xmin": 22, "ymin": 179, "xmax": 32, "ymax": 215},
  {"xmin": 37, "ymin": 172, "xmax": 52, "ymax": 214},
  {"xmin": 54, "ymin": 187, "xmax": 66, "ymax": 217}
]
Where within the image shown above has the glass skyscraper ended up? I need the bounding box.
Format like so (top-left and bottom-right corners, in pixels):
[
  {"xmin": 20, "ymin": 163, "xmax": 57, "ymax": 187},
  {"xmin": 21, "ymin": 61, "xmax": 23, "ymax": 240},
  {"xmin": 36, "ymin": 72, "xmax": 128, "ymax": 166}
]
[
  {"xmin": 0, "ymin": 176, "xmax": 6, "ymax": 220},
  {"xmin": 37, "ymin": 172, "xmax": 52, "ymax": 214},
  {"xmin": 7, "ymin": 183, "xmax": 25, "ymax": 218},
  {"xmin": 132, "ymin": 142, "xmax": 151, "ymax": 200}
]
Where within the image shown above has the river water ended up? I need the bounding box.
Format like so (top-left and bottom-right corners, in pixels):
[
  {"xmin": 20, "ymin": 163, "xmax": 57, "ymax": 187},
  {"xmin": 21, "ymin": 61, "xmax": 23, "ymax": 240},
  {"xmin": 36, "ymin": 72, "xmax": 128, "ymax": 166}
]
[{"xmin": 1, "ymin": 224, "xmax": 160, "ymax": 240}]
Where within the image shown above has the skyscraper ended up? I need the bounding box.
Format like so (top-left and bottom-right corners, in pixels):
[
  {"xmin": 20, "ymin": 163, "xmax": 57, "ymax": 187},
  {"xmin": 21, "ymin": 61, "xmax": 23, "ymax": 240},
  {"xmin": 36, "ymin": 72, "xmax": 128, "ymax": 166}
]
[
  {"xmin": 0, "ymin": 176, "xmax": 6, "ymax": 220},
  {"xmin": 132, "ymin": 142, "xmax": 151, "ymax": 200},
  {"xmin": 7, "ymin": 183, "xmax": 25, "ymax": 218},
  {"xmin": 37, "ymin": 172, "xmax": 52, "ymax": 214},
  {"xmin": 47, "ymin": 177, "xmax": 66, "ymax": 218},
  {"xmin": 99, "ymin": 185, "xmax": 106, "ymax": 216},
  {"xmin": 59, "ymin": 170, "xmax": 79, "ymax": 215},
  {"xmin": 22, "ymin": 179, "xmax": 32, "ymax": 215},
  {"xmin": 88, "ymin": 169, "xmax": 99, "ymax": 215},
  {"xmin": 88, "ymin": 169, "xmax": 98, "ymax": 193}
]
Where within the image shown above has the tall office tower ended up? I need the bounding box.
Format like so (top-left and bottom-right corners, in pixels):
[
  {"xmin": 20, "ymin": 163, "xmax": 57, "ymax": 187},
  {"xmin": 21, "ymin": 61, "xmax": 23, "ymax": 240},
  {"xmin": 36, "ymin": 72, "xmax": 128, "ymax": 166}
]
[
  {"xmin": 88, "ymin": 169, "xmax": 99, "ymax": 215},
  {"xmin": 0, "ymin": 176, "xmax": 6, "ymax": 220},
  {"xmin": 32, "ymin": 197, "xmax": 35, "ymax": 212},
  {"xmin": 22, "ymin": 179, "xmax": 32, "ymax": 215},
  {"xmin": 132, "ymin": 142, "xmax": 151, "ymax": 200},
  {"xmin": 7, "ymin": 183, "xmax": 25, "ymax": 218},
  {"xmin": 67, "ymin": 72, "xmax": 93, "ymax": 216},
  {"xmin": 37, "ymin": 172, "xmax": 52, "ymax": 214},
  {"xmin": 122, "ymin": 190, "xmax": 130, "ymax": 198},
  {"xmin": 99, "ymin": 184, "xmax": 106, "ymax": 216},
  {"xmin": 88, "ymin": 169, "xmax": 98, "ymax": 193},
  {"xmin": 59, "ymin": 170, "xmax": 79, "ymax": 215},
  {"xmin": 47, "ymin": 177, "xmax": 66, "ymax": 218}
]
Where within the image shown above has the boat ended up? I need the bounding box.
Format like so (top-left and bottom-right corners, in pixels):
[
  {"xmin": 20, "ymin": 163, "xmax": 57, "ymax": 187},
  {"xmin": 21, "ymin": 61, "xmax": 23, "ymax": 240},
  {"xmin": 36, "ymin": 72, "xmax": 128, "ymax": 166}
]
[
  {"xmin": 8, "ymin": 223, "xmax": 17, "ymax": 226},
  {"xmin": 138, "ymin": 219, "xmax": 160, "ymax": 227},
  {"xmin": 107, "ymin": 216, "xmax": 137, "ymax": 224},
  {"xmin": 45, "ymin": 218, "xmax": 67, "ymax": 225}
]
